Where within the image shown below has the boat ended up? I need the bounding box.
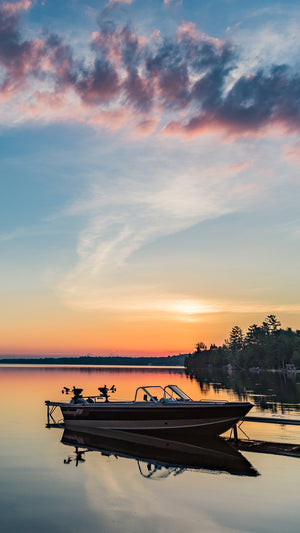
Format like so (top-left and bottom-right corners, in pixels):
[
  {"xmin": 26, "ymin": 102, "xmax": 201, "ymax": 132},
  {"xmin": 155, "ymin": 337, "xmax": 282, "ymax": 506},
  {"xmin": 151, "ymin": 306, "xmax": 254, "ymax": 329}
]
[
  {"xmin": 61, "ymin": 426, "xmax": 259, "ymax": 477},
  {"xmin": 46, "ymin": 383, "xmax": 253, "ymax": 438}
]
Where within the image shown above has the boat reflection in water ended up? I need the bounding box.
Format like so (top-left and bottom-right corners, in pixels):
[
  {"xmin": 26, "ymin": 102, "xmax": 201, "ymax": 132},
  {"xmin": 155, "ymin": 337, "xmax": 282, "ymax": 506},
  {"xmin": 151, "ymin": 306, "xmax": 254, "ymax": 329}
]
[{"xmin": 61, "ymin": 427, "xmax": 259, "ymax": 479}]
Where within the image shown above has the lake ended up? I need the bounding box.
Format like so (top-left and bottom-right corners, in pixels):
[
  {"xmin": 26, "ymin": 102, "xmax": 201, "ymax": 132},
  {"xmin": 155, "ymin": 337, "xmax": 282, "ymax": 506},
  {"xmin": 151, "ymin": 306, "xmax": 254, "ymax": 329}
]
[{"xmin": 0, "ymin": 365, "xmax": 299, "ymax": 533}]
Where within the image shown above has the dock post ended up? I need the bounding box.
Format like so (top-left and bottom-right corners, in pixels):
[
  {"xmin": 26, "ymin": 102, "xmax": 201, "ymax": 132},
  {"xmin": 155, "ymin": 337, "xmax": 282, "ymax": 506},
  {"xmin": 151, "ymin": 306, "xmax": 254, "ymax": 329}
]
[
  {"xmin": 233, "ymin": 424, "xmax": 238, "ymax": 442},
  {"xmin": 45, "ymin": 401, "xmax": 51, "ymax": 427}
]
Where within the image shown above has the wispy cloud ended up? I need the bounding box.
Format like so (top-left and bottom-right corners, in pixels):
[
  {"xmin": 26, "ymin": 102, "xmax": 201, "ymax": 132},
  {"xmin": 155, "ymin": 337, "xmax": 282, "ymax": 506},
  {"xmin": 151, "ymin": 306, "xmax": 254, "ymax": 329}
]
[
  {"xmin": 57, "ymin": 136, "xmax": 265, "ymax": 311},
  {"xmin": 0, "ymin": 223, "xmax": 58, "ymax": 242}
]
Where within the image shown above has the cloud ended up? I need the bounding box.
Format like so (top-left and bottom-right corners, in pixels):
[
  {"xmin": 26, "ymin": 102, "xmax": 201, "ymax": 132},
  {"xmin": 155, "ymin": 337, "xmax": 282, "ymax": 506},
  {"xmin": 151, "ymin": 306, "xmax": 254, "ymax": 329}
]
[
  {"xmin": 133, "ymin": 117, "xmax": 158, "ymax": 135},
  {"xmin": 76, "ymin": 58, "xmax": 120, "ymax": 103},
  {"xmin": 164, "ymin": 0, "xmax": 183, "ymax": 6},
  {"xmin": 1, "ymin": 2, "xmax": 299, "ymax": 318},
  {"xmin": 0, "ymin": 1, "xmax": 76, "ymax": 101},
  {"xmin": 1, "ymin": 0, "xmax": 31, "ymax": 16},
  {"xmin": 57, "ymin": 136, "xmax": 265, "ymax": 312},
  {"xmin": 106, "ymin": 0, "xmax": 134, "ymax": 5},
  {"xmin": 282, "ymin": 142, "xmax": 300, "ymax": 164},
  {"xmin": 1, "ymin": 4, "xmax": 300, "ymax": 140}
]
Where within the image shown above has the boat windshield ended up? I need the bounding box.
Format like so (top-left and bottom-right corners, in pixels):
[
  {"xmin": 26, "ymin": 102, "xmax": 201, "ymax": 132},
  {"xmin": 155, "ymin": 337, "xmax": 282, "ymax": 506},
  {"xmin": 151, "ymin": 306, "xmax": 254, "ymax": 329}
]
[
  {"xmin": 164, "ymin": 384, "xmax": 192, "ymax": 401},
  {"xmin": 134, "ymin": 384, "xmax": 192, "ymax": 403}
]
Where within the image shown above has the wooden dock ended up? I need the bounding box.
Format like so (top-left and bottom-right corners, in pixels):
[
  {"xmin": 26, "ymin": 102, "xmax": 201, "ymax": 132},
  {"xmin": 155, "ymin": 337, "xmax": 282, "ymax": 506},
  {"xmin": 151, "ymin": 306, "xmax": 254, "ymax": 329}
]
[
  {"xmin": 228, "ymin": 414, "xmax": 300, "ymax": 457},
  {"xmin": 227, "ymin": 438, "xmax": 300, "ymax": 458},
  {"xmin": 244, "ymin": 415, "xmax": 300, "ymax": 426}
]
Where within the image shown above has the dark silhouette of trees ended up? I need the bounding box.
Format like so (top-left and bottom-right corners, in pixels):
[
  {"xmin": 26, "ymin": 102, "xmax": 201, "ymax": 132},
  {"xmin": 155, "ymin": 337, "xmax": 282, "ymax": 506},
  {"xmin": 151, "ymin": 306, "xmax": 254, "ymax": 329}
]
[
  {"xmin": 227, "ymin": 326, "xmax": 244, "ymax": 351},
  {"xmin": 226, "ymin": 325, "xmax": 244, "ymax": 367},
  {"xmin": 0, "ymin": 354, "xmax": 187, "ymax": 366},
  {"xmin": 262, "ymin": 314, "xmax": 281, "ymax": 335},
  {"xmin": 195, "ymin": 342, "xmax": 207, "ymax": 353},
  {"xmin": 186, "ymin": 315, "xmax": 300, "ymax": 371}
]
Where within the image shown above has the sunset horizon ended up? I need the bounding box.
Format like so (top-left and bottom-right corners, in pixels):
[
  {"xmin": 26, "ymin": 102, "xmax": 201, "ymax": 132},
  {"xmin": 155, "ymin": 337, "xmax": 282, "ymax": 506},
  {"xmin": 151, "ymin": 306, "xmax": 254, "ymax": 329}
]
[{"xmin": 1, "ymin": 0, "xmax": 300, "ymax": 357}]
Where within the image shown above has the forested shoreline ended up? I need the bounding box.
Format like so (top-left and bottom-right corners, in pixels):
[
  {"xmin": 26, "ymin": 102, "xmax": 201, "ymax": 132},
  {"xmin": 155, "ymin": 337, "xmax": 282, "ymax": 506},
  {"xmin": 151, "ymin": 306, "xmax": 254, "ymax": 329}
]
[
  {"xmin": 0, "ymin": 354, "xmax": 186, "ymax": 366},
  {"xmin": 185, "ymin": 315, "xmax": 300, "ymax": 371}
]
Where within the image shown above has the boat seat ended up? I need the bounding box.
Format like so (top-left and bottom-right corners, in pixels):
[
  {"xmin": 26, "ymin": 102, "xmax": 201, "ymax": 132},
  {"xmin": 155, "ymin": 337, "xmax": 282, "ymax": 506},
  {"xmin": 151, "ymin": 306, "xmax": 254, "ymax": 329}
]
[{"xmin": 150, "ymin": 396, "xmax": 158, "ymax": 402}]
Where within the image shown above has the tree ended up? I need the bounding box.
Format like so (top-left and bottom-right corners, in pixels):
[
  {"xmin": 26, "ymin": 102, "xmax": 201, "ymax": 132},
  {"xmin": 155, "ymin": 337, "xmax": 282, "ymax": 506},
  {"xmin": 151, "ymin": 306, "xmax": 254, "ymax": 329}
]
[
  {"xmin": 291, "ymin": 350, "xmax": 300, "ymax": 366},
  {"xmin": 228, "ymin": 326, "xmax": 244, "ymax": 352},
  {"xmin": 244, "ymin": 324, "xmax": 263, "ymax": 346},
  {"xmin": 195, "ymin": 342, "xmax": 207, "ymax": 353},
  {"xmin": 186, "ymin": 315, "xmax": 300, "ymax": 371},
  {"xmin": 262, "ymin": 314, "xmax": 281, "ymax": 335}
]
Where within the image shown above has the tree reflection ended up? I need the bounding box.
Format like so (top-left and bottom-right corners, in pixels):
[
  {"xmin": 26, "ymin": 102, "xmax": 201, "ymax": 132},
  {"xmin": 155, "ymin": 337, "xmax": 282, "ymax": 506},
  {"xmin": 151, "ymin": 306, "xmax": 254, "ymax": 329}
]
[{"xmin": 186, "ymin": 367, "xmax": 300, "ymax": 414}]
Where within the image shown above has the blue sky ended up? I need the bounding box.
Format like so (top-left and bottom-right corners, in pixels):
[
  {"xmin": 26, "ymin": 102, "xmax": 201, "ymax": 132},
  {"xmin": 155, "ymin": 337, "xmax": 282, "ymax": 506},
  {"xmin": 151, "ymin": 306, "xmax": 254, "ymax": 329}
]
[{"xmin": 0, "ymin": 0, "xmax": 300, "ymax": 355}]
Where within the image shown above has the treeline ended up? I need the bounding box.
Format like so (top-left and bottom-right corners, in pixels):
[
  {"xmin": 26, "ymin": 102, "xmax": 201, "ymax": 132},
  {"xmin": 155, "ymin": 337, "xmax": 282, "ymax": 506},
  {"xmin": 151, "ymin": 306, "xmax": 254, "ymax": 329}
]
[
  {"xmin": 0, "ymin": 354, "xmax": 186, "ymax": 366},
  {"xmin": 185, "ymin": 315, "xmax": 300, "ymax": 371}
]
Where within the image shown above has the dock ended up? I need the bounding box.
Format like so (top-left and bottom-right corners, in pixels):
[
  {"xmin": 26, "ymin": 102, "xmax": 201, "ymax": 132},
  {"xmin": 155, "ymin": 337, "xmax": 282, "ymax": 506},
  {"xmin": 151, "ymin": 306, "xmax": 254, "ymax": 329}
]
[
  {"xmin": 227, "ymin": 438, "xmax": 300, "ymax": 458},
  {"xmin": 244, "ymin": 415, "xmax": 300, "ymax": 426},
  {"xmin": 45, "ymin": 400, "xmax": 63, "ymax": 427},
  {"xmin": 228, "ymin": 413, "xmax": 300, "ymax": 458}
]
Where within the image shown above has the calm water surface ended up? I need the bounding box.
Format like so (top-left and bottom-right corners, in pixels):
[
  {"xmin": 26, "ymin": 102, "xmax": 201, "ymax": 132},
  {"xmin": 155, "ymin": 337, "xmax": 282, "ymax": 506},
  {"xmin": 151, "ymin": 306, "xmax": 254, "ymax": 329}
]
[{"xmin": 0, "ymin": 365, "xmax": 299, "ymax": 533}]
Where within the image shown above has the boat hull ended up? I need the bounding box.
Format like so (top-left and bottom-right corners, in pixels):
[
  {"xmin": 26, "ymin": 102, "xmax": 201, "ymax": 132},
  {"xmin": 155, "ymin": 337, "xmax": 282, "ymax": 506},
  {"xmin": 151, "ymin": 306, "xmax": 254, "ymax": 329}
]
[{"xmin": 60, "ymin": 401, "xmax": 252, "ymax": 437}]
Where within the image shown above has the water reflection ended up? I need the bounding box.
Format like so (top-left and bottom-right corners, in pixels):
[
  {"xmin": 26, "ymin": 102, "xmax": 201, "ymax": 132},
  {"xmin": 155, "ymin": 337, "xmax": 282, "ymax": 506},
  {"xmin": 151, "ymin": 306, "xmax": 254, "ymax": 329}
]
[
  {"xmin": 1, "ymin": 365, "xmax": 300, "ymax": 533},
  {"xmin": 186, "ymin": 367, "xmax": 300, "ymax": 414},
  {"xmin": 60, "ymin": 427, "xmax": 259, "ymax": 478}
]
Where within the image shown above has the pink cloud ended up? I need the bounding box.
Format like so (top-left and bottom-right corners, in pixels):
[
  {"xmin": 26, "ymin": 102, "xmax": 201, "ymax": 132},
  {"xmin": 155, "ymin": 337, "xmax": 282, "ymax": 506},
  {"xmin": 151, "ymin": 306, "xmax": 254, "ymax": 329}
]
[
  {"xmin": 1, "ymin": 8, "xmax": 300, "ymax": 142},
  {"xmin": 13, "ymin": 92, "xmax": 80, "ymax": 122},
  {"xmin": 133, "ymin": 117, "xmax": 159, "ymax": 136},
  {"xmin": 176, "ymin": 21, "xmax": 203, "ymax": 43},
  {"xmin": 1, "ymin": 0, "xmax": 31, "ymax": 16},
  {"xmin": 91, "ymin": 25, "xmax": 144, "ymax": 69},
  {"xmin": 161, "ymin": 110, "xmax": 300, "ymax": 142},
  {"xmin": 282, "ymin": 143, "xmax": 300, "ymax": 164},
  {"xmin": 88, "ymin": 108, "xmax": 131, "ymax": 130},
  {"xmin": 177, "ymin": 21, "xmax": 227, "ymax": 50},
  {"xmin": 164, "ymin": 0, "xmax": 183, "ymax": 6},
  {"xmin": 227, "ymin": 161, "xmax": 252, "ymax": 173},
  {"xmin": 161, "ymin": 115, "xmax": 226, "ymax": 139},
  {"xmin": 234, "ymin": 183, "xmax": 262, "ymax": 196},
  {"xmin": 77, "ymin": 61, "xmax": 120, "ymax": 104},
  {"xmin": 123, "ymin": 71, "xmax": 154, "ymax": 111},
  {"xmin": 106, "ymin": 0, "xmax": 133, "ymax": 5}
]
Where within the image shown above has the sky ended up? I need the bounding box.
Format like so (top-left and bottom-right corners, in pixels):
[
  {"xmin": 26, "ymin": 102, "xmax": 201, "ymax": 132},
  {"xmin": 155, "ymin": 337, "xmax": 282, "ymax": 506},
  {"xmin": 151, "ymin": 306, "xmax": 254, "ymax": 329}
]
[{"xmin": 0, "ymin": 0, "xmax": 300, "ymax": 356}]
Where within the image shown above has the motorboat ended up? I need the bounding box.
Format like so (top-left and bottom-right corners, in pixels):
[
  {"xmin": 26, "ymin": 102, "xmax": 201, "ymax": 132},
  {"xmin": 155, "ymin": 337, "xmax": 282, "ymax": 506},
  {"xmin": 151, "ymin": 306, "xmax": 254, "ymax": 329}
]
[
  {"xmin": 61, "ymin": 426, "xmax": 259, "ymax": 477},
  {"xmin": 46, "ymin": 383, "xmax": 253, "ymax": 438}
]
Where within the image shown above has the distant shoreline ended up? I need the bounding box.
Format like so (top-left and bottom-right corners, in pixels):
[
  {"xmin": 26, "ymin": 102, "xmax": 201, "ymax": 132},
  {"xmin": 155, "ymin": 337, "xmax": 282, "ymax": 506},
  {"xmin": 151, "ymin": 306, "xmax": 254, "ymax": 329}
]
[{"xmin": 0, "ymin": 354, "xmax": 188, "ymax": 366}]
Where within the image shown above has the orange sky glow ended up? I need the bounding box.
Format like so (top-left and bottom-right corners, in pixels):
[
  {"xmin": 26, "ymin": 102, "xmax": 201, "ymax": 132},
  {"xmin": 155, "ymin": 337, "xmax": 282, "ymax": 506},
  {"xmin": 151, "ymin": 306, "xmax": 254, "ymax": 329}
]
[{"xmin": 0, "ymin": 0, "xmax": 300, "ymax": 356}]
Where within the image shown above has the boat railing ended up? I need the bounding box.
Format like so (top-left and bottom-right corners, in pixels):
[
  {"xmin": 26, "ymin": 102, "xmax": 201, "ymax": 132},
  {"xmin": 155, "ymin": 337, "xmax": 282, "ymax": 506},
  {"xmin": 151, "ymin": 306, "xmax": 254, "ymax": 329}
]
[
  {"xmin": 198, "ymin": 399, "xmax": 230, "ymax": 403},
  {"xmin": 134, "ymin": 386, "xmax": 161, "ymax": 403}
]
